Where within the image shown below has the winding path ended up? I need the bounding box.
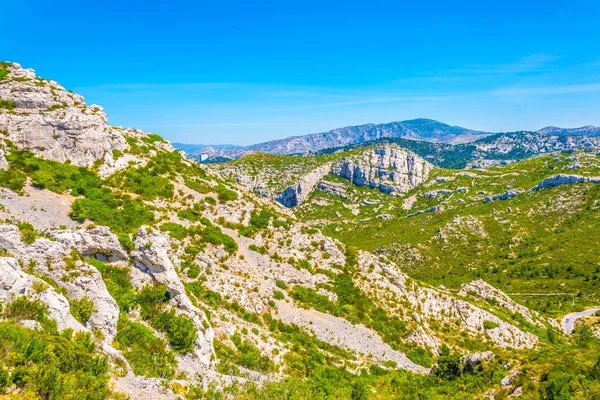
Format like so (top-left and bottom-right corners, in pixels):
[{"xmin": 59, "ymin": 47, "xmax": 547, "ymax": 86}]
[{"xmin": 562, "ymin": 307, "xmax": 600, "ymax": 334}]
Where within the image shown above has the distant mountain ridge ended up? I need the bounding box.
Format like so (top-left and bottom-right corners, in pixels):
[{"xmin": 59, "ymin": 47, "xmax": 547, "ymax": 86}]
[
  {"xmin": 536, "ymin": 125, "xmax": 600, "ymax": 137},
  {"xmin": 175, "ymin": 118, "xmax": 492, "ymax": 161},
  {"xmin": 175, "ymin": 119, "xmax": 600, "ymax": 163}
]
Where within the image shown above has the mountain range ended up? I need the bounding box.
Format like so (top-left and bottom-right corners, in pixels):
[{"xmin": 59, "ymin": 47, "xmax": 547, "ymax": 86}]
[{"xmin": 174, "ymin": 119, "xmax": 600, "ymax": 163}]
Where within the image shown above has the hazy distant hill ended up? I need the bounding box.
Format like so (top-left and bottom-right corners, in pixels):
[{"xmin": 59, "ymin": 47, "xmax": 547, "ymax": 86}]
[{"xmin": 175, "ymin": 118, "xmax": 491, "ymax": 161}]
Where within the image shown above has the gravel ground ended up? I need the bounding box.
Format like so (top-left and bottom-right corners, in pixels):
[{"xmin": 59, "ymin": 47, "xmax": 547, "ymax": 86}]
[
  {"xmin": 277, "ymin": 300, "xmax": 429, "ymax": 373},
  {"xmin": 0, "ymin": 185, "xmax": 80, "ymax": 230}
]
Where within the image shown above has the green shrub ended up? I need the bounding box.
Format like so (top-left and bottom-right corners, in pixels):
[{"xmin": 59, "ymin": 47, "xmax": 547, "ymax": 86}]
[
  {"xmin": 435, "ymin": 354, "xmax": 463, "ymax": 380},
  {"xmin": 217, "ymin": 184, "xmax": 238, "ymax": 203},
  {"xmin": 406, "ymin": 347, "xmax": 433, "ymax": 368},
  {"xmin": 17, "ymin": 221, "xmax": 37, "ymax": 244},
  {"xmin": 70, "ymin": 188, "xmax": 154, "ymax": 234},
  {"xmin": 483, "ymin": 320, "xmax": 500, "ymax": 330},
  {"xmin": 177, "ymin": 204, "xmax": 204, "ymax": 222},
  {"xmin": 249, "ymin": 210, "xmax": 274, "ymax": 230},
  {"xmin": 114, "ymin": 316, "xmax": 177, "ymax": 378},
  {"xmin": 186, "ymin": 263, "xmax": 201, "ymax": 279},
  {"xmin": 3, "ymin": 296, "xmax": 47, "ymax": 322},
  {"xmin": 118, "ymin": 233, "xmax": 134, "ymax": 251},
  {"xmin": 0, "ymin": 99, "xmax": 16, "ymax": 110},
  {"xmin": 275, "ymin": 279, "xmax": 287, "ymax": 289},
  {"xmin": 88, "ymin": 258, "xmax": 137, "ymax": 311},
  {"xmin": 154, "ymin": 309, "xmax": 197, "ymax": 353},
  {"xmin": 143, "ymin": 133, "xmax": 164, "ymax": 143},
  {"xmin": 228, "ymin": 334, "xmax": 276, "ymax": 372},
  {"xmin": 273, "ymin": 291, "xmax": 285, "ymax": 300},
  {"xmin": 0, "ymin": 321, "xmax": 110, "ymax": 398},
  {"xmin": 137, "ymin": 284, "xmax": 197, "ymax": 353},
  {"xmin": 160, "ymin": 222, "xmax": 187, "ymax": 240},
  {"xmin": 70, "ymin": 297, "xmax": 95, "ymax": 325}
]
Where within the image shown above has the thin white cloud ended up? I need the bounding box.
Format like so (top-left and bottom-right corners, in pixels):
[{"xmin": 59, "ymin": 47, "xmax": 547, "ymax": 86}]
[
  {"xmin": 492, "ymin": 83, "xmax": 600, "ymax": 96},
  {"xmin": 446, "ymin": 54, "xmax": 559, "ymax": 75}
]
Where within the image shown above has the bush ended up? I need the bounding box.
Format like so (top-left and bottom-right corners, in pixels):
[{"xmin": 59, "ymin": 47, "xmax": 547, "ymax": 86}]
[
  {"xmin": 0, "ymin": 99, "xmax": 16, "ymax": 110},
  {"xmin": 114, "ymin": 316, "xmax": 177, "ymax": 378},
  {"xmin": 0, "ymin": 321, "xmax": 110, "ymax": 398},
  {"xmin": 3, "ymin": 297, "xmax": 47, "ymax": 322},
  {"xmin": 249, "ymin": 210, "xmax": 274, "ymax": 230},
  {"xmin": 406, "ymin": 347, "xmax": 433, "ymax": 368},
  {"xmin": 435, "ymin": 354, "xmax": 463, "ymax": 380},
  {"xmin": 70, "ymin": 188, "xmax": 155, "ymax": 234},
  {"xmin": 70, "ymin": 297, "xmax": 95, "ymax": 325},
  {"xmin": 229, "ymin": 334, "xmax": 276, "ymax": 372},
  {"xmin": 483, "ymin": 320, "xmax": 500, "ymax": 330},
  {"xmin": 88, "ymin": 258, "xmax": 137, "ymax": 311},
  {"xmin": 137, "ymin": 285, "xmax": 197, "ymax": 353},
  {"xmin": 217, "ymin": 184, "xmax": 238, "ymax": 203},
  {"xmin": 143, "ymin": 133, "xmax": 164, "ymax": 143},
  {"xmin": 17, "ymin": 221, "xmax": 37, "ymax": 244},
  {"xmin": 154, "ymin": 309, "xmax": 197, "ymax": 353},
  {"xmin": 160, "ymin": 222, "xmax": 187, "ymax": 240}
]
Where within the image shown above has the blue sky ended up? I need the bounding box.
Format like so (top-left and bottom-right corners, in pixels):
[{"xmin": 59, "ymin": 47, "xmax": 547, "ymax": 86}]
[{"xmin": 3, "ymin": 0, "xmax": 600, "ymax": 145}]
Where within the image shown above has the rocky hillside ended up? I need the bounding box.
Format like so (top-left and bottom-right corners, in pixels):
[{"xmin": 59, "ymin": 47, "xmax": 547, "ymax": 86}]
[
  {"xmin": 217, "ymin": 144, "xmax": 432, "ymax": 207},
  {"xmin": 0, "ymin": 61, "xmax": 599, "ymax": 399}
]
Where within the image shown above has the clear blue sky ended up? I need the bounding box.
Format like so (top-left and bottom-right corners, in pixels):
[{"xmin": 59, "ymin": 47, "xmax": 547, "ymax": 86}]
[{"xmin": 3, "ymin": 0, "xmax": 600, "ymax": 145}]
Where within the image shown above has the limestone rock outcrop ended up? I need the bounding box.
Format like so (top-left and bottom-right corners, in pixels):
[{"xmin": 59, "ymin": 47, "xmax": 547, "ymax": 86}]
[
  {"xmin": 275, "ymin": 163, "xmax": 332, "ymax": 207},
  {"xmin": 0, "ymin": 62, "xmax": 128, "ymax": 167},
  {"xmin": 330, "ymin": 145, "xmax": 432, "ymax": 195},
  {"xmin": 530, "ymin": 174, "xmax": 600, "ymax": 191},
  {"xmin": 0, "ymin": 256, "xmax": 87, "ymax": 333}
]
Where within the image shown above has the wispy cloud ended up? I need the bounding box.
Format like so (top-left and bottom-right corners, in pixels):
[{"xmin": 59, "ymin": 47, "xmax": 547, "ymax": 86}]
[
  {"xmin": 492, "ymin": 83, "xmax": 600, "ymax": 96},
  {"xmin": 446, "ymin": 54, "xmax": 559, "ymax": 75},
  {"xmin": 275, "ymin": 95, "xmax": 464, "ymax": 111}
]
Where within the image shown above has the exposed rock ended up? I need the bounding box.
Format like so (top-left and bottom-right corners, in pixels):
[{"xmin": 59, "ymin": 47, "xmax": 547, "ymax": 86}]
[
  {"xmin": 501, "ymin": 369, "xmax": 521, "ymax": 387},
  {"xmin": 51, "ymin": 226, "xmax": 128, "ymax": 261},
  {"xmin": 275, "ymin": 163, "xmax": 332, "ymax": 207},
  {"xmin": 331, "ymin": 145, "xmax": 432, "ymax": 195},
  {"xmin": 317, "ymin": 180, "xmax": 348, "ymax": 199},
  {"xmin": 461, "ymin": 351, "xmax": 495, "ymax": 371},
  {"xmin": 484, "ymin": 189, "xmax": 520, "ymax": 203},
  {"xmin": 530, "ymin": 174, "xmax": 600, "ymax": 191},
  {"xmin": 510, "ymin": 387, "xmax": 523, "ymax": 398},
  {"xmin": 423, "ymin": 189, "xmax": 452, "ymax": 198},
  {"xmin": 0, "ymin": 257, "xmax": 86, "ymax": 333},
  {"xmin": 0, "ymin": 63, "xmax": 128, "ymax": 167},
  {"xmin": 408, "ymin": 205, "xmax": 444, "ymax": 218},
  {"xmin": 20, "ymin": 319, "xmax": 42, "ymax": 330},
  {"xmin": 0, "ymin": 148, "xmax": 8, "ymax": 170}
]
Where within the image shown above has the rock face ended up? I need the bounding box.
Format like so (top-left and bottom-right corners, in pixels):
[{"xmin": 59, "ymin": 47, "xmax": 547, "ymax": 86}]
[
  {"xmin": 530, "ymin": 174, "xmax": 600, "ymax": 191},
  {"xmin": 275, "ymin": 162, "xmax": 332, "ymax": 207},
  {"xmin": 0, "ymin": 257, "xmax": 87, "ymax": 333},
  {"xmin": 0, "ymin": 62, "xmax": 128, "ymax": 167},
  {"xmin": 330, "ymin": 145, "xmax": 432, "ymax": 195},
  {"xmin": 484, "ymin": 189, "xmax": 521, "ymax": 203},
  {"xmin": 317, "ymin": 180, "xmax": 348, "ymax": 199}
]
